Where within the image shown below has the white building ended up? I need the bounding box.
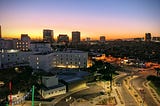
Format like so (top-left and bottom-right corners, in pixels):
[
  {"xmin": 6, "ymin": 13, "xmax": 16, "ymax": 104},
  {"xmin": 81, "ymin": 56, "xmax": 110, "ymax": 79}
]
[
  {"xmin": 30, "ymin": 42, "xmax": 52, "ymax": 53},
  {"xmin": 42, "ymin": 75, "xmax": 58, "ymax": 87},
  {"xmin": 52, "ymin": 50, "xmax": 88, "ymax": 68},
  {"xmin": 0, "ymin": 49, "xmax": 33, "ymax": 68},
  {"xmin": 29, "ymin": 50, "xmax": 88, "ymax": 71},
  {"xmin": 40, "ymin": 75, "xmax": 66, "ymax": 99},
  {"xmin": 29, "ymin": 53, "xmax": 53, "ymax": 71}
]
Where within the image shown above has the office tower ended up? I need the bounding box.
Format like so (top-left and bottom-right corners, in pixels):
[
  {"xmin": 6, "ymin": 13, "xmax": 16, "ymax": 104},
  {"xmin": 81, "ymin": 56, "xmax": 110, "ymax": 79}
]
[
  {"xmin": 100, "ymin": 36, "xmax": 106, "ymax": 42},
  {"xmin": 43, "ymin": 29, "xmax": 54, "ymax": 43},
  {"xmin": 57, "ymin": 34, "xmax": 69, "ymax": 44},
  {"xmin": 86, "ymin": 37, "xmax": 91, "ymax": 42},
  {"xmin": 145, "ymin": 33, "xmax": 151, "ymax": 42},
  {"xmin": 21, "ymin": 34, "xmax": 31, "ymax": 42},
  {"xmin": 72, "ymin": 31, "xmax": 80, "ymax": 44},
  {"xmin": 0, "ymin": 25, "xmax": 1, "ymax": 38}
]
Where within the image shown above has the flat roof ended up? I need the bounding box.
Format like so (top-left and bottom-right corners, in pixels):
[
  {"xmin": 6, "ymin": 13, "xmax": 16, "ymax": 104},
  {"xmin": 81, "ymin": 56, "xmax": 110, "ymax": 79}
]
[
  {"xmin": 42, "ymin": 83, "xmax": 65, "ymax": 91},
  {"xmin": 55, "ymin": 50, "xmax": 86, "ymax": 53},
  {"xmin": 57, "ymin": 71, "xmax": 90, "ymax": 83}
]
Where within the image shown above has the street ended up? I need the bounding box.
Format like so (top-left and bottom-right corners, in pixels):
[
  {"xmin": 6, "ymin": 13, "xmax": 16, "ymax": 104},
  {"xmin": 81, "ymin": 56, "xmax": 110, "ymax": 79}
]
[
  {"xmin": 115, "ymin": 74, "xmax": 138, "ymax": 106},
  {"xmin": 131, "ymin": 75, "xmax": 159, "ymax": 106}
]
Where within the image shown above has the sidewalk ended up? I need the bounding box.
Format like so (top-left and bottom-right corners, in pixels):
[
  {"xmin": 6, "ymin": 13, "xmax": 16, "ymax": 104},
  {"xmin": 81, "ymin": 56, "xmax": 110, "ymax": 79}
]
[
  {"xmin": 124, "ymin": 76, "xmax": 147, "ymax": 106},
  {"xmin": 143, "ymin": 81, "xmax": 160, "ymax": 105},
  {"xmin": 51, "ymin": 86, "xmax": 89, "ymax": 106}
]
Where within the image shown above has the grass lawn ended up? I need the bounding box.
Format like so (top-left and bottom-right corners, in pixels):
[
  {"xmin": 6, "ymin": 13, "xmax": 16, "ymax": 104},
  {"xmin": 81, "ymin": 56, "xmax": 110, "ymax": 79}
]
[{"xmin": 149, "ymin": 81, "xmax": 160, "ymax": 96}]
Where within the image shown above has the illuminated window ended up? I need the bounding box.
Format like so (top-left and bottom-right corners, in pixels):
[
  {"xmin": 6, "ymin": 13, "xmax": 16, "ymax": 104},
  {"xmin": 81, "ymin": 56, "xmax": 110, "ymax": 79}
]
[
  {"xmin": 37, "ymin": 62, "xmax": 39, "ymax": 64},
  {"xmin": 36, "ymin": 57, "xmax": 39, "ymax": 60}
]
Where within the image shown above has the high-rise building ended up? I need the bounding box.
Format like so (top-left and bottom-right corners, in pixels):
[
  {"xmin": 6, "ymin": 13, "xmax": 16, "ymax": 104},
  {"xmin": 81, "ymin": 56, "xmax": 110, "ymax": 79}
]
[
  {"xmin": 0, "ymin": 25, "xmax": 1, "ymax": 38},
  {"xmin": 21, "ymin": 34, "xmax": 30, "ymax": 42},
  {"xmin": 100, "ymin": 36, "xmax": 106, "ymax": 42},
  {"xmin": 86, "ymin": 37, "xmax": 91, "ymax": 42},
  {"xmin": 43, "ymin": 29, "xmax": 54, "ymax": 43},
  {"xmin": 57, "ymin": 34, "xmax": 69, "ymax": 44},
  {"xmin": 145, "ymin": 33, "xmax": 151, "ymax": 42},
  {"xmin": 72, "ymin": 31, "xmax": 80, "ymax": 44}
]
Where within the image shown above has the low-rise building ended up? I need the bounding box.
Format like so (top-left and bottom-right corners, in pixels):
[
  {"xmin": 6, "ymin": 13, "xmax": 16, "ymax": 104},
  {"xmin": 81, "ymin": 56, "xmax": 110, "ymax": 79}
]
[
  {"xmin": 53, "ymin": 50, "xmax": 88, "ymax": 68},
  {"xmin": 29, "ymin": 53, "xmax": 53, "ymax": 71},
  {"xmin": 29, "ymin": 50, "xmax": 88, "ymax": 71},
  {"xmin": 0, "ymin": 49, "xmax": 33, "ymax": 68},
  {"xmin": 30, "ymin": 42, "xmax": 52, "ymax": 53},
  {"xmin": 40, "ymin": 75, "xmax": 66, "ymax": 99},
  {"xmin": 58, "ymin": 71, "xmax": 90, "ymax": 92}
]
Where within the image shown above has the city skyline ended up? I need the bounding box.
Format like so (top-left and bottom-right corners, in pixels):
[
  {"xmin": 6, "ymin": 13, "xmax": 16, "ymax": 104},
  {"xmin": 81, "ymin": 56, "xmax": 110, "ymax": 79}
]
[{"xmin": 0, "ymin": 0, "xmax": 160, "ymax": 40}]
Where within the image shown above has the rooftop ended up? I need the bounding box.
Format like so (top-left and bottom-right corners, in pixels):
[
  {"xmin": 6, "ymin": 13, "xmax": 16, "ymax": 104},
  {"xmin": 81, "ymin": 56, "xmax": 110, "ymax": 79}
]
[
  {"xmin": 57, "ymin": 71, "xmax": 90, "ymax": 83},
  {"xmin": 42, "ymin": 83, "xmax": 65, "ymax": 91}
]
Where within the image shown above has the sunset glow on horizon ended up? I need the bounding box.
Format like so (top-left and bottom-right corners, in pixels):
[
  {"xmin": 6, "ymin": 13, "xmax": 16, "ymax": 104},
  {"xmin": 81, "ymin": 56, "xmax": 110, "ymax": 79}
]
[{"xmin": 0, "ymin": 0, "xmax": 160, "ymax": 40}]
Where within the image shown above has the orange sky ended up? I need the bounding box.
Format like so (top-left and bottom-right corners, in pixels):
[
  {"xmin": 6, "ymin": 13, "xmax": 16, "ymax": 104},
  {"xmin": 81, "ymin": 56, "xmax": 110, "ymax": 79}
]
[{"xmin": 0, "ymin": 0, "xmax": 160, "ymax": 40}]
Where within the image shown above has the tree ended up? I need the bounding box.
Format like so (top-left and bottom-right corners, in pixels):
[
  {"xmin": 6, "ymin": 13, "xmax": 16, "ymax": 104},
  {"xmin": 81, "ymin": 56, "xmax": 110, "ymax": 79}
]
[{"xmin": 155, "ymin": 68, "xmax": 160, "ymax": 77}]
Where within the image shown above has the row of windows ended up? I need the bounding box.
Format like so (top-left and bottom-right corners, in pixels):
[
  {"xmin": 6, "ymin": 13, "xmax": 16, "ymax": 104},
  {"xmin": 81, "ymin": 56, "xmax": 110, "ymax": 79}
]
[
  {"xmin": 55, "ymin": 54, "xmax": 86, "ymax": 57},
  {"xmin": 54, "ymin": 61, "xmax": 86, "ymax": 65},
  {"xmin": 17, "ymin": 42, "xmax": 28, "ymax": 45},
  {"xmin": 17, "ymin": 45, "xmax": 28, "ymax": 48},
  {"xmin": 48, "ymin": 89, "xmax": 66, "ymax": 95}
]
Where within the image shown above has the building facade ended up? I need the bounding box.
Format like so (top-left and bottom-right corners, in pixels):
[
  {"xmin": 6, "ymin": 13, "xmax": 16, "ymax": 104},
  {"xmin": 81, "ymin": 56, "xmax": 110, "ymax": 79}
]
[
  {"xmin": 52, "ymin": 50, "xmax": 88, "ymax": 68},
  {"xmin": 0, "ymin": 36, "xmax": 31, "ymax": 51},
  {"xmin": 100, "ymin": 36, "xmax": 106, "ymax": 42},
  {"xmin": 40, "ymin": 75, "xmax": 66, "ymax": 99},
  {"xmin": 0, "ymin": 39, "xmax": 13, "ymax": 50},
  {"xmin": 57, "ymin": 34, "xmax": 69, "ymax": 44},
  {"xmin": 30, "ymin": 42, "xmax": 52, "ymax": 53},
  {"xmin": 29, "ymin": 53, "xmax": 53, "ymax": 71},
  {"xmin": 29, "ymin": 50, "xmax": 88, "ymax": 71},
  {"xmin": 145, "ymin": 33, "xmax": 151, "ymax": 42},
  {"xmin": 72, "ymin": 31, "xmax": 80, "ymax": 44},
  {"xmin": 43, "ymin": 29, "xmax": 54, "ymax": 43},
  {"xmin": 0, "ymin": 50, "xmax": 33, "ymax": 68}
]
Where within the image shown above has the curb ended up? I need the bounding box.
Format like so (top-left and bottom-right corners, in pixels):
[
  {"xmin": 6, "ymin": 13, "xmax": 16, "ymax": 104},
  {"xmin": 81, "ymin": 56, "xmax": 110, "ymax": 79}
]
[{"xmin": 143, "ymin": 81, "xmax": 160, "ymax": 105}]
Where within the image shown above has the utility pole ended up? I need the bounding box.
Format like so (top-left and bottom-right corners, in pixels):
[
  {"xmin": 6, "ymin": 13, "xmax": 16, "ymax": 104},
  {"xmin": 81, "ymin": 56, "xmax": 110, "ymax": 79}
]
[{"xmin": 32, "ymin": 85, "xmax": 35, "ymax": 106}]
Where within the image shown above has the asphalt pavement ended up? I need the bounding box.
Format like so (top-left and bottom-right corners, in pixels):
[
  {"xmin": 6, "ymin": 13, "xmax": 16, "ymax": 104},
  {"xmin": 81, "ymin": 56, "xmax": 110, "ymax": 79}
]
[{"xmin": 130, "ymin": 76, "xmax": 159, "ymax": 106}]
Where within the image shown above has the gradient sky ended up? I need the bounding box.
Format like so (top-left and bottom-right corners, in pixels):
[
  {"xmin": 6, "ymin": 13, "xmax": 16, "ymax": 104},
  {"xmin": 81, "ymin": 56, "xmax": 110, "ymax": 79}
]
[{"xmin": 0, "ymin": 0, "xmax": 160, "ymax": 40}]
